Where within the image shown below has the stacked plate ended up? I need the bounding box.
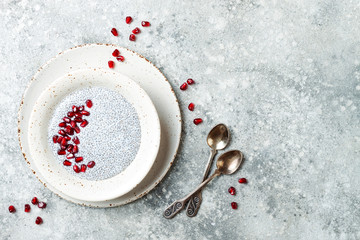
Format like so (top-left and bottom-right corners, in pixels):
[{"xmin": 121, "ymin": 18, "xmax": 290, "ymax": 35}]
[{"xmin": 18, "ymin": 44, "xmax": 181, "ymax": 207}]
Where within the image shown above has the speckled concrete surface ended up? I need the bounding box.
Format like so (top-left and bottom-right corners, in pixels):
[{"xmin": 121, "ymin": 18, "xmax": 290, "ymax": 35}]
[{"xmin": 1, "ymin": 0, "xmax": 359, "ymax": 239}]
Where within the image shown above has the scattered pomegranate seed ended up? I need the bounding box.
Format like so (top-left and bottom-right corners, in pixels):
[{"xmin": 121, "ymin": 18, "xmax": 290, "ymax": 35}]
[
  {"xmin": 8, "ymin": 205, "xmax": 16, "ymax": 213},
  {"xmin": 70, "ymin": 121, "xmax": 76, "ymax": 128},
  {"xmin": 78, "ymin": 105, "xmax": 84, "ymax": 111},
  {"xmin": 193, "ymin": 118, "xmax": 203, "ymax": 125},
  {"xmin": 238, "ymin": 178, "xmax": 247, "ymax": 184},
  {"xmin": 228, "ymin": 187, "xmax": 236, "ymax": 195},
  {"xmin": 132, "ymin": 27, "xmax": 141, "ymax": 34},
  {"xmin": 63, "ymin": 160, "xmax": 72, "ymax": 166},
  {"xmin": 60, "ymin": 145, "xmax": 67, "ymax": 150},
  {"xmin": 116, "ymin": 56, "xmax": 125, "ymax": 62},
  {"xmin": 108, "ymin": 60, "xmax": 115, "ymax": 68},
  {"xmin": 66, "ymin": 153, "xmax": 75, "ymax": 159},
  {"xmin": 57, "ymin": 136, "xmax": 63, "ymax": 144},
  {"xmin": 129, "ymin": 34, "xmax": 136, "ymax": 41},
  {"xmin": 73, "ymin": 137, "xmax": 80, "ymax": 145},
  {"xmin": 141, "ymin": 21, "xmax": 150, "ymax": 27},
  {"xmin": 31, "ymin": 197, "xmax": 38, "ymax": 205},
  {"xmin": 86, "ymin": 100, "xmax": 93, "ymax": 108},
  {"xmin": 188, "ymin": 103, "xmax": 195, "ymax": 111},
  {"xmin": 187, "ymin": 78, "xmax": 195, "ymax": 85},
  {"xmin": 35, "ymin": 216, "xmax": 43, "ymax": 225},
  {"xmin": 112, "ymin": 49, "xmax": 120, "ymax": 57},
  {"xmin": 111, "ymin": 28, "xmax": 118, "ymax": 36},
  {"xmin": 60, "ymin": 137, "xmax": 67, "ymax": 146},
  {"xmin": 65, "ymin": 125, "xmax": 72, "ymax": 134},
  {"xmin": 231, "ymin": 202, "xmax": 238, "ymax": 209},
  {"xmin": 87, "ymin": 161, "xmax": 95, "ymax": 168},
  {"xmin": 73, "ymin": 165, "xmax": 80, "ymax": 173},
  {"xmin": 63, "ymin": 117, "xmax": 71, "ymax": 123},
  {"xmin": 67, "ymin": 111, "xmax": 75, "ymax": 118},
  {"xmin": 74, "ymin": 112, "xmax": 82, "ymax": 118},
  {"xmin": 126, "ymin": 16, "xmax": 133, "ymax": 24},
  {"xmin": 75, "ymin": 156, "xmax": 83, "ymax": 163},
  {"xmin": 64, "ymin": 135, "xmax": 71, "ymax": 141},
  {"xmin": 74, "ymin": 126, "xmax": 81, "ymax": 134},
  {"xmin": 74, "ymin": 117, "xmax": 83, "ymax": 123},
  {"xmin": 38, "ymin": 202, "xmax": 46, "ymax": 209},
  {"xmin": 58, "ymin": 129, "xmax": 66, "ymax": 136},
  {"xmin": 72, "ymin": 145, "xmax": 79, "ymax": 153},
  {"xmin": 80, "ymin": 164, "xmax": 87, "ymax": 172},
  {"xmin": 180, "ymin": 83, "xmax": 188, "ymax": 90},
  {"xmin": 80, "ymin": 110, "xmax": 90, "ymax": 116},
  {"xmin": 52, "ymin": 135, "xmax": 58, "ymax": 143},
  {"xmin": 57, "ymin": 149, "xmax": 66, "ymax": 155},
  {"xmin": 24, "ymin": 204, "xmax": 31, "ymax": 213},
  {"xmin": 58, "ymin": 122, "xmax": 67, "ymax": 127},
  {"xmin": 66, "ymin": 144, "xmax": 73, "ymax": 152},
  {"xmin": 80, "ymin": 120, "xmax": 88, "ymax": 128},
  {"xmin": 72, "ymin": 105, "xmax": 78, "ymax": 112}
]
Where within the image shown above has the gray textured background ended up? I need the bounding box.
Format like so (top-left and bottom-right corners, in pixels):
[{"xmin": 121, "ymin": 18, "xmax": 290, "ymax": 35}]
[{"xmin": 1, "ymin": 0, "xmax": 359, "ymax": 239}]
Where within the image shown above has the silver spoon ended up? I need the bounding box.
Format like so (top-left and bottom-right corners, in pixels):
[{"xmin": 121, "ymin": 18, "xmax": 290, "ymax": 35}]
[
  {"xmin": 163, "ymin": 150, "xmax": 243, "ymax": 219},
  {"xmin": 186, "ymin": 124, "xmax": 230, "ymax": 217}
]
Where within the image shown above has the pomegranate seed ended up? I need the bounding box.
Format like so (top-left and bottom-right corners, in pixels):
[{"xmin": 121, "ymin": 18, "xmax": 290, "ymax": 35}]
[
  {"xmin": 78, "ymin": 105, "xmax": 84, "ymax": 111},
  {"xmin": 31, "ymin": 197, "xmax": 38, "ymax": 205},
  {"xmin": 80, "ymin": 164, "xmax": 87, "ymax": 172},
  {"xmin": 72, "ymin": 105, "xmax": 78, "ymax": 112},
  {"xmin": 74, "ymin": 117, "xmax": 83, "ymax": 123},
  {"xmin": 66, "ymin": 144, "xmax": 73, "ymax": 152},
  {"xmin": 52, "ymin": 135, "xmax": 58, "ymax": 143},
  {"xmin": 63, "ymin": 160, "xmax": 72, "ymax": 166},
  {"xmin": 57, "ymin": 136, "xmax": 63, "ymax": 144},
  {"xmin": 116, "ymin": 56, "xmax": 125, "ymax": 62},
  {"xmin": 141, "ymin": 21, "xmax": 150, "ymax": 27},
  {"xmin": 231, "ymin": 202, "xmax": 238, "ymax": 209},
  {"xmin": 67, "ymin": 111, "xmax": 75, "ymax": 118},
  {"xmin": 25, "ymin": 204, "xmax": 31, "ymax": 213},
  {"xmin": 125, "ymin": 16, "xmax": 132, "ymax": 24},
  {"xmin": 80, "ymin": 120, "xmax": 88, "ymax": 128},
  {"xmin": 187, "ymin": 78, "xmax": 195, "ymax": 85},
  {"xmin": 63, "ymin": 117, "xmax": 71, "ymax": 123},
  {"xmin": 87, "ymin": 161, "xmax": 95, "ymax": 168},
  {"xmin": 75, "ymin": 156, "xmax": 83, "ymax": 163},
  {"xmin": 132, "ymin": 27, "xmax": 141, "ymax": 34},
  {"xmin": 86, "ymin": 100, "xmax": 93, "ymax": 108},
  {"xmin": 180, "ymin": 83, "xmax": 188, "ymax": 90},
  {"xmin": 70, "ymin": 121, "xmax": 77, "ymax": 128},
  {"xmin": 73, "ymin": 137, "xmax": 80, "ymax": 145},
  {"xmin": 64, "ymin": 135, "xmax": 71, "ymax": 141},
  {"xmin": 74, "ymin": 112, "xmax": 82, "ymax": 118},
  {"xmin": 58, "ymin": 129, "xmax": 66, "ymax": 136},
  {"xmin": 60, "ymin": 145, "xmax": 67, "ymax": 150},
  {"xmin": 74, "ymin": 126, "xmax": 81, "ymax": 133},
  {"xmin": 111, "ymin": 28, "xmax": 118, "ymax": 36},
  {"xmin": 228, "ymin": 187, "xmax": 236, "ymax": 195},
  {"xmin": 73, "ymin": 165, "xmax": 80, "ymax": 173},
  {"xmin": 66, "ymin": 153, "xmax": 75, "ymax": 159},
  {"xmin": 35, "ymin": 216, "xmax": 43, "ymax": 225},
  {"xmin": 193, "ymin": 118, "xmax": 203, "ymax": 125},
  {"xmin": 65, "ymin": 125, "xmax": 72, "ymax": 134},
  {"xmin": 61, "ymin": 137, "xmax": 67, "ymax": 146},
  {"xmin": 72, "ymin": 145, "xmax": 79, "ymax": 153},
  {"xmin": 129, "ymin": 34, "xmax": 136, "ymax": 41},
  {"xmin": 238, "ymin": 178, "xmax": 247, "ymax": 184},
  {"xmin": 80, "ymin": 110, "xmax": 90, "ymax": 116},
  {"xmin": 188, "ymin": 103, "xmax": 195, "ymax": 111},
  {"xmin": 108, "ymin": 60, "xmax": 115, "ymax": 68},
  {"xmin": 58, "ymin": 149, "xmax": 66, "ymax": 155},
  {"xmin": 112, "ymin": 49, "xmax": 120, "ymax": 57},
  {"xmin": 38, "ymin": 202, "xmax": 46, "ymax": 209},
  {"xmin": 58, "ymin": 122, "xmax": 67, "ymax": 127},
  {"xmin": 8, "ymin": 205, "xmax": 16, "ymax": 213}
]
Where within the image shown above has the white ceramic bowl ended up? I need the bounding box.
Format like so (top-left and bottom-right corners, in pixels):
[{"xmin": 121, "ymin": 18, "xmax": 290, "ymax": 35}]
[{"xmin": 26, "ymin": 68, "xmax": 160, "ymax": 202}]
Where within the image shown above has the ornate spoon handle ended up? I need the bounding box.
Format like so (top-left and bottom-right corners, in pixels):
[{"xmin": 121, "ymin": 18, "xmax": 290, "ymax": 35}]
[{"xmin": 163, "ymin": 171, "xmax": 220, "ymax": 219}]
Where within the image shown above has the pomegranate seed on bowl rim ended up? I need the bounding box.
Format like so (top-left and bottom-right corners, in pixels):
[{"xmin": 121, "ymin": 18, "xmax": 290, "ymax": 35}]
[
  {"xmin": 35, "ymin": 216, "xmax": 43, "ymax": 225},
  {"xmin": 239, "ymin": 178, "xmax": 247, "ymax": 184},
  {"xmin": 31, "ymin": 197, "xmax": 38, "ymax": 205},
  {"xmin": 108, "ymin": 61, "xmax": 115, "ymax": 68},
  {"xmin": 112, "ymin": 49, "xmax": 120, "ymax": 57},
  {"xmin": 8, "ymin": 205, "xmax": 16, "ymax": 213},
  {"xmin": 25, "ymin": 204, "xmax": 31, "ymax": 213},
  {"xmin": 86, "ymin": 100, "xmax": 93, "ymax": 108},
  {"xmin": 132, "ymin": 27, "xmax": 141, "ymax": 34},
  {"xmin": 193, "ymin": 118, "xmax": 203, "ymax": 125},
  {"xmin": 125, "ymin": 16, "xmax": 132, "ymax": 24},
  {"xmin": 116, "ymin": 56, "xmax": 125, "ymax": 62},
  {"xmin": 180, "ymin": 82, "xmax": 188, "ymax": 91},
  {"xmin": 141, "ymin": 21, "xmax": 150, "ymax": 27},
  {"xmin": 228, "ymin": 186, "xmax": 236, "ymax": 195},
  {"xmin": 187, "ymin": 78, "xmax": 195, "ymax": 85},
  {"xmin": 111, "ymin": 28, "xmax": 118, "ymax": 36},
  {"xmin": 188, "ymin": 103, "xmax": 195, "ymax": 111},
  {"xmin": 38, "ymin": 202, "xmax": 46, "ymax": 209},
  {"xmin": 231, "ymin": 202, "xmax": 238, "ymax": 209},
  {"xmin": 129, "ymin": 34, "xmax": 136, "ymax": 41}
]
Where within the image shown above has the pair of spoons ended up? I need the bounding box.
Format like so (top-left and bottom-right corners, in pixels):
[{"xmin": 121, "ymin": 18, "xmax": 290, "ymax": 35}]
[{"xmin": 164, "ymin": 124, "xmax": 243, "ymax": 219}]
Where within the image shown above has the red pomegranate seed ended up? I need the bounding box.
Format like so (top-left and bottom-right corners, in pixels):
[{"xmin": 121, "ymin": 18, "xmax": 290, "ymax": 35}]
[
  {"xmin": 188, "ymin": 103, "xmax": 195, "ymax": 111},
  {"xmin": 66, "ymin": 153, "xmax": 75, "ymax": 159},
  {"xmin": 116, "ymin": 56, "xmax": 125, "ymax": 62},
  {"xmin": 74, "ymin": 112, "xmax": 82, "ymax": 118},
  {"xmin": 65, "ymin": 125, "xmax": 72, "ymax": 134},
  {"xmin": 57, "ymin": 136, "xmax": 63, "ymax": 144},
  {"xmin": 72, "ymin": 105, "xmax": 78, "ymax": 112},
  {"xmin": 73, "ymin": 137, "xmax": 80, "ymax": 145},
  {"xmin": 75, "ymin": 156, "xmax": 83, "ymax": 163},
  {"xmin": 58, "ymin": 149, "xmax": 66, "ymax": 155},
  {"xmin": 231, "ymin": 202, "xmax": 238, "ymax": 209},
  {"xmin": 24, "ymin": 204, "xmax": 31, "ymax": 213},
  {"xmin": 187, "ymin": 78, "xmax": 195, "ymax": 85},
  {"xmin": 58, "ymin": 129, "xmax": 66, "ymax": 136},
  {"xmin": 80, "ymin": 164, "xmax": 87, "ymax": 172},
  {"xmin": 64, "ymin": 135, "xmax": 71, "ymax": 141},
  {"xmin": 52, "ymin": 135, "xmax": 58, "ymax": 143},
  {"xmin": 58, "ymin": 122, "xmax": 67, "ymax": 127},
  {"xmin": 73, "ymin": 165, "xmax": 80, "ymax": 173},
  {"xmin": 38, "ymin": 202, "xmax": 46, "ymax": 209},
  {"xmin": 72, "ymin": 145, "xmax": 79, "ymax": 153},
  {"xmin": 60, "ymin": 145, "xmax": 67, "ymax": 150},
  {"xmin": 80, "ymin": 120, "xmax": 88, "ymax": 128},
  {"xmin": 141, "ymin": 21, "xmax": 150, "ymax": 27},
  {"xmin": 35, "ymin": 216, "xmax": 43, "ymax": 225},
  {"xmin": 132, "ymin": 27, "xmax": 141, "ymax": 34},
  {"xmin": 112, "ymin": 49, "xmax": 120, "ymax": 57},
  {"xmin": 70, "ymin": 121, "xmax": 77, "ymax": 128},
  {"xmin": 180, "ymin": 82, "xmax": 188, "ymax": 90},
  {"xmin": 31, "ymin": 197, "xmax": 38, "ymax": 205},
  {"xmin": 129, "ymin": 34, "xmax": 136, "ymax": 41},
  {"xmin": 74, "ymin": 117, "xmax": 83, "ymax": 123},
  {"xmin": 60, "ymin": 137, "xmax": 67, "ymax": 146},
  {"xmin": 86, "ymin": 100, "xmax": 93, "ymax": 108},
  {"xmin": 66, "ymin": 144, "xmax": 73, "ymax": 152},
  {"xmin": 87, "ymin": 161, "xmax": 95, "ymax": 168},
  {"xmin": 74, "ymin": 126, "xmax": 80, "ymax": 134},
  {"xmin": 238, "ymin": 178, "xmax": 247, "ymax": 184},
  {"xmin": 193, "ymin": 118, "xmax": 203, "ymax": 125},
  {"xmin": 8, "ymin": 205, "xmax": 16, "ymax": 213},
  {"xmin": 63, "ymin": 160, "xmax": 72, "ymax": 166},
  {"xmin": 228, "ymin": 187, "xmax": 236, "ymax": 195},
  {"xmin": 80, "ymin": 110, "xmax": 90, "ymax": 116},
  {"xmin": 111, "ymin": 28, "xmax": 118, "ymax": 36},
  {"xmin": 67, "ymin": 111, "xmax": 75, "ymax": 117},
  {"xmin": 108, "ymin": 60, "xmax": 115, "ymax": 68},
  {"xmin": 63, "ymin": 117, "xmax": 71, "ymax": 123},
  {"xmin": 125, "ymin": 16, "xmax": 132, "ymax": 24},
  {"xmin": 78, "ymin": 105, "xmax": 84, "ymax": 111}
]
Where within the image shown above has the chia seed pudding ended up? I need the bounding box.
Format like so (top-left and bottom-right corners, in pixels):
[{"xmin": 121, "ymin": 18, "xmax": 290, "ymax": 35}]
[{"xmin": 48, "ymin": 87, "xmax": 141, "ymax": 181}]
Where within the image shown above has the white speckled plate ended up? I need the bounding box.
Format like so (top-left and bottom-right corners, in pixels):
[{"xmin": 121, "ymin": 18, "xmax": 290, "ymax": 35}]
[{"xmin": 18, "ymin": 44, "xmax": 182, "ymax": 206}]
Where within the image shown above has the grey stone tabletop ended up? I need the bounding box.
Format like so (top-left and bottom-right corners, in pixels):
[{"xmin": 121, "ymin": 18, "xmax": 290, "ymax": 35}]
[{"xmin": 1, "ymin": 0, "xmax": 359, "ymax": 239}]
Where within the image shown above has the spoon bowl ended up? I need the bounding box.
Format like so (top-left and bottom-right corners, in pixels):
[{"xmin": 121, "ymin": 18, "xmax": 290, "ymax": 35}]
[
  {"xmin": 216, "ymin": 150, "xmax": 243, "ymax": 175},
  {"xmin": 207, "ymin": 124, "xmax": 230, "ymax": 150}
]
